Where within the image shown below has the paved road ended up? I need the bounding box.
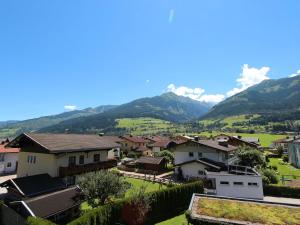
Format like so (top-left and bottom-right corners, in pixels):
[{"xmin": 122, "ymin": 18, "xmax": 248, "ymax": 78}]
[
  {"xmin": 264, "ymin": 196, "xmax": 300, "ymax": 206},
  {"xmin": 0, "ymin": 174, "xmax": 16, "ymax": 195}
]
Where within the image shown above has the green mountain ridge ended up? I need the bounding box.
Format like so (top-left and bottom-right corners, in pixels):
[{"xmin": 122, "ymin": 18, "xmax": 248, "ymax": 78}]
[
  {"xmin": 39, "ymin": 92, "xmax": 211, "ymax": 134},
  {"xmin": 0, "ymin": 105, "xmax": 117, "ymax": 138}
]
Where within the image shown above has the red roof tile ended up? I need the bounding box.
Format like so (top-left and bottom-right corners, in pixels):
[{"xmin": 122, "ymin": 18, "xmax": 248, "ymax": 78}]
[{"xmin": 0, "ymin": 144, "xmax": 19, "ymax": 153}]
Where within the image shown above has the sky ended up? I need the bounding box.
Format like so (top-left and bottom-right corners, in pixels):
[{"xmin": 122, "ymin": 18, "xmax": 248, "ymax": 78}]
[{"xmin": 1, "ymin": 0, "xmax": 300, "ymax": 121}]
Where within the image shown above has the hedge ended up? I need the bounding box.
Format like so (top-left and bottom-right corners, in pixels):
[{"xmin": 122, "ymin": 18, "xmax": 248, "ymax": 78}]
[
  {"xmin": 68, "ymin": 181, "xmax": 203, "ymax": 225},
  {"xmin": 26, "ymin": 217, "xmax": 57, "ymax": 225},
  {"xmin": 264, "ymin": 185, "xmax": 300, "ymax": 198}
]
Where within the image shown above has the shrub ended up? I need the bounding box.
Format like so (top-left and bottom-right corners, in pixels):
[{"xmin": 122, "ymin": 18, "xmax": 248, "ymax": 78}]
[
  {"xmin": 264, "ymin": 185, "xmax": 300, "ymax": 198},
  {"xmin": 68, "ymin": 181, "xmax": 203, "ymax": 225},
  {"xmin": 261, "ymin": 169, "xmax": 278, "ymax": 185},
  {"xmin": 282, "ymin": 155, "xmax": 289, "ymax": 163}
]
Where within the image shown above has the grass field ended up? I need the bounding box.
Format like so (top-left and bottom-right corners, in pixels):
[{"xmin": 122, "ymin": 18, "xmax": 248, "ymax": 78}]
[
  {"xmin": 199, "ymin": 131, "xmax": 286, "ymax": 147},
  {"xmin": 155, "ymin": 213, "xmax": 188, "ymax": 225},
  {"xmin": 115, "ymin": 117, "xmax": 185, "ymax": 135},
  {"xmin": 81, "ymin": 177, "xmax": 166, "ymax": 210},
  {"xmin": 196, "ymin": 198, "xmax": 300, "ymax": 225},
  {"xmin": 269, "ymin": 158, "xmax": 300, "ymax": 180}
]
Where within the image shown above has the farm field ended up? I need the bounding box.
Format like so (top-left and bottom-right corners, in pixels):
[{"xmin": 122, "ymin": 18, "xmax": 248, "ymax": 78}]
[{"xmin": 199, "ymin": 131, "xmax": 286, "ymax": 147}]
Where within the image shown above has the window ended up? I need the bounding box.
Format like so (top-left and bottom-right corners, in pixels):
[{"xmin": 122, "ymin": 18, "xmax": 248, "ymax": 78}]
[
  {"xmin": 79, "ymin": 155, "xmax": 84, "ymax": 165},
  {"xmin": 0, "ymin": 154, "xmax": 4, "ymax": 162},
  {"xmin": 68, "ymin": 156, "xmax": 76, "ymax": 167},
  {"xmin": 220, "ymin": 181, "xmax": 229, "ymax": 185},
  {"xmin": 233, "ymin": 182, "xmax": 244, "ymax": 186},
  {"xmin": 198, "ymin": 152, "xmax": 202, "ymax": 159},
  {"xmin": 198, "ymin": 170, "xmax": 204, "ymax": 175},
  {"xmin": 27, "ymin": 155, "xmax": 36, "ymax": 164},
  {"xmin": 189, "ymin": 152, "xmax": 194, "ymax": 157},
  {"xmin": 94, "ymin": 154, "xmax": 100, "ymax": 162},
  {"xmin": 248, "ymin": 182, "xmax": 258, "ymax": 186},
  {"xmin": 7, "ymin": 162, "xmax": 11, "ymax": 168}
]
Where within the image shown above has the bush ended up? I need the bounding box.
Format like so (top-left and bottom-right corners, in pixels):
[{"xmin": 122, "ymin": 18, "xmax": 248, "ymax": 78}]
[
  {"xmin": 282, "ymin": 155, "xmax": 289, "ymax": 163},
  {"xmin": 264, "ymin": 185, "xmax": 300, "ymax": 198},
  {"xmin": 68, "ymin": 181, "xmax": 203, "ymax": 225},
  {"xmin": 261, "ymin": 169, "xmax": 278, "ymax": 185},
  {"xmin": 26, "ymin": 217, "xmax": 57, "ymax": 225}
]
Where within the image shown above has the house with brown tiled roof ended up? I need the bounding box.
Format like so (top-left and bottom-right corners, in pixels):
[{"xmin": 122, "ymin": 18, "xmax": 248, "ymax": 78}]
[
  {"xmin": 0, "ymin": 142, "xmax": 20, "ymax": 175},
  {"xmin": 120, "ymin": 135, "xmax": 149, "ymax": 153},
  {"xmin": 6, "ymin": 133, "xmax": 119, "ymax": 185}
]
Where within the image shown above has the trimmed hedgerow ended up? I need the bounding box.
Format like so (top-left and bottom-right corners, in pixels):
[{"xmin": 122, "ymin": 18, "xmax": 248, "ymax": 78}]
[
  {"xmin": 264, "ymin": 185, "xmax": 300, "ymax": 198},
  {"xmin": 26, "ymin": 217, "xmax": 57, "ymax": 225},
  {"xmin": 68, "ymin": 181, "xmax": 203, "ymax": 225}
]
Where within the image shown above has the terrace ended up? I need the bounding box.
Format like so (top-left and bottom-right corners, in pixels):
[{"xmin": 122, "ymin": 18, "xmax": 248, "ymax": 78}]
[
  {"xmin": 59, "ymin": 159, "xmax": 117, "ymax": 177},
  {"xmin": 188, "ymin": 194, "xmax": 300, "ymax": 225}
]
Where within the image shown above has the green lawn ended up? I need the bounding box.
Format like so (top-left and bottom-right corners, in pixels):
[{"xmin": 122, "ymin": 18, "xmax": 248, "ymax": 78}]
[
  {"xmin": 199, "ymin": 131, "xmax": 285, "ymax": 147},
  {"xmin": 81, "ymin": 177, "xmax": 166, "ymax": 210},
  {"xmin": 155, "ymin": 213, "xmax": 188, "ymax": 225},
  {"xmin": 269, "ymin": 158, "xmax": 300, "ymax": 180}
]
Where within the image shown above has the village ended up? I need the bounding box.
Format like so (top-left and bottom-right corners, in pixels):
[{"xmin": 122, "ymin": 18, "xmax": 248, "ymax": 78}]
[{"xmin": 0, "ymin": 132, "xmax": 299, "ymax": 225}]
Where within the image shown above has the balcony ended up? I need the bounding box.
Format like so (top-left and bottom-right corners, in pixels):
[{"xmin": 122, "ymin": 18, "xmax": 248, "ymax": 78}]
[{"xmin": 59, "ymin": 159, "xmax": 117, "ymax": 177}]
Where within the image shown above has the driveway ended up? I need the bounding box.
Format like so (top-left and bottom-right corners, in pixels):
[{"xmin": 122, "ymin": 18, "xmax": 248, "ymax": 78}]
[
  {"xmin": 264, "ymin": 196, "xmax": 300, "ymax": 206},
  {"xmin": 0, "ymin": 174, "xmax": 16, "ymax": 195}
]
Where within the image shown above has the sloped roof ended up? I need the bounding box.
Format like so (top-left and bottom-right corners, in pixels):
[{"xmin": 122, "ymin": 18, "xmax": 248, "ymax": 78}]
[
  {"xmin": 8, "ymin": 133, "xmax": 120, "ymax": 153},
  {"xmin": 0, "ymin": 144, "xmax": 19, "ymax": 153},
  {"xmin": 175, "ymin": 158, "xmax": 223, "ymax": 170},
  {"xmin": 136, "ymin": 156, "xmax": 166, "ymax": 165},
  {"xmin": 22, "ymin": 186, "xmax": 81, "ymax": 218},
  {"xmin": 0, "ymin": 174, "xmax": 65, "ymax": 197},
  {"xmin": 242, "ymin": 137, "xmax": 260, "ymax": 143},
  {"xmin": 121, "ymin": 135, "xmax": 148, "ymax": 143},
  {"xmin": 175, "ymin": 139, "xmax": 237, "ymax": 152}
]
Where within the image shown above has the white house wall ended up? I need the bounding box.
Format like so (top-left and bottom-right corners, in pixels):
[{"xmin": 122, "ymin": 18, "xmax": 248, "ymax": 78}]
[
  {"xmin": 174, "ymin": 143, "xmax": 229, "ymax": 165},
  {"xmin": 206, "ymin": 173, "xmax": 264, "ymax": 200},
  {"xmin": 0, "ymin": 153, "xmax": 18, "ymax": 174},
  {"xmin": 288, "ymin": 143, "xmax": 300, "ymax": 168},
  {"xmin": 177, "ymin": 162, "xmax": 210, "ymax": 179}
]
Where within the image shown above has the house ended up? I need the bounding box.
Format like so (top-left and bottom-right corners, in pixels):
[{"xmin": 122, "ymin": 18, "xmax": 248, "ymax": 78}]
[
  {"xmin": 134, "ymin": 145, "xmax": 152, "ymax": 156},
  {"xmin": 241, "ymin": 137, "xmax": 260, "ymax": 146},
  {"xmin": 0, "ymin": 173, "xmax": 82, "ymax": 224},
  {"xmin": 6, "ymin": 133, "xmax": 119, "ymax": 185},
  {"xmin": 0, "ymin": 144, "xmax": 19, "ymax": 175},
  {"xmin": 0, "ymin": 174, "xmax": 66, "ymax": 201},
  {"xmin": 120, "ymin": 135, "xmax": 149, "ymax": 153},
  {"xmin": 98, "ymin": 135, "xmax": 124, "ymax": 159},
  {"xmin": 149, "ymin": 140, "xmax": 177, "ymax": 153},
  {"xmin": 214, "ymin": 134, "xmax": 260, "ymax": 149},
  {"xmin": 172, "ymin": 139, "xmax": 264, "ymax": 199},
  {"xmin": 273, "ymin": 136, "xmax": 299, "ymax": 150},
  {"xmin": 136, "ymin": 156, "xmax": 167, "ymax": 172},
  {"xmin": 9, "ymin": 186, "xmax": 82, "ymax": 224},
  {"xmin": 288, "ymin": 139, "xmax": 300, "ymax": 168}
]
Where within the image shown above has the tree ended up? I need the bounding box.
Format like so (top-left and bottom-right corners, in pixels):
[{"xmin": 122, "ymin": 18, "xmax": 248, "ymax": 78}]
[
  {"xmin": 277, "ymin": 146, "xmax": 284, "ymax": 157},
  {"xmin": 77, "ymin": 170, "xmax": 131, "ymax": 207},
  {"xmin": 121, "ymin": 185, "xmax": 152, "ymax": 225},
  {"xmin": 236, "ymin": 146, "xmax": 266, "ymax": 168},
  {"xmin": 156, "ymin": 150, "xmax": 174, "ymax": 164}
]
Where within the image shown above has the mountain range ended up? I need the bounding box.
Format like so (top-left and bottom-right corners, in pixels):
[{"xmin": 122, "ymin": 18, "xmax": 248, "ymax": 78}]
[
  {"xmin": 0, "ymin": 93, "xmax": 210, "ymax": 137},
  {"xmin": 1, "ymin": 75, "xmax": 300, "ymax": 138}
]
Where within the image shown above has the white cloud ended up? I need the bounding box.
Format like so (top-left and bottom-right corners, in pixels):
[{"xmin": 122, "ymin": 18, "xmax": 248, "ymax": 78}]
[
  {"xmin": 226, "ymin": 64, "xmax": 270, "ymax": 97},
  {"xmin": 289, "ymin": 69, "xmax": 300, "ymax": 78},
  {"xmin": 166, "ymin": 84, "xmax": 225, "ymax": 104},
  {"xmin": 168, "ymin": 9, "xmax": 175, "ymax": 23},
  {"xmin": 64, "ymin": 105, "xmax": 77, "ymax": 111}
]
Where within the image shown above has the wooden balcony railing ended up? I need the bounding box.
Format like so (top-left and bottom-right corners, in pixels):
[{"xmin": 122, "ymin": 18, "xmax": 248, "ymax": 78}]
[{"xmin": 59, "ymin": 159, "xmax": 117, "ymax": 177}]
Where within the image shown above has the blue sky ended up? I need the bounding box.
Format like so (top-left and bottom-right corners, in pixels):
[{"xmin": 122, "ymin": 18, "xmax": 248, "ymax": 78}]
[{"xmin": 1, "ymin": 0, "xmax": 300, "ymax": 120}]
